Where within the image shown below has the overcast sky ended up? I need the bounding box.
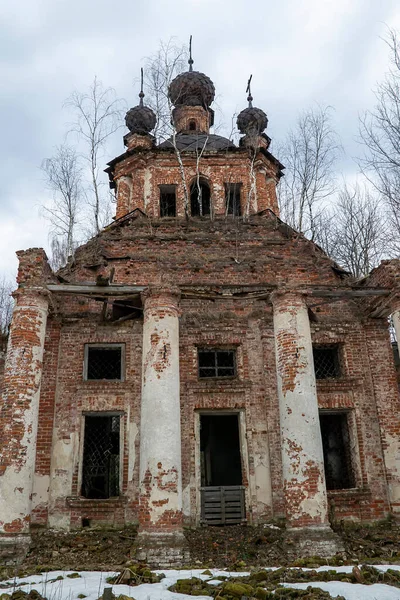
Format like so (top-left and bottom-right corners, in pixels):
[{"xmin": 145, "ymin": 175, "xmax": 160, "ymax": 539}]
[{"xmin": 1, "ymin": 0, "xmax": 399, "ymax": 281}]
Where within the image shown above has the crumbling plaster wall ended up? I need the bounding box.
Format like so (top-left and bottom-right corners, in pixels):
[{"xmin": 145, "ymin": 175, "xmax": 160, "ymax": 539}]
[{"xmin": 26, "ymin": 217, "xmax": 399, "ymax": 527}]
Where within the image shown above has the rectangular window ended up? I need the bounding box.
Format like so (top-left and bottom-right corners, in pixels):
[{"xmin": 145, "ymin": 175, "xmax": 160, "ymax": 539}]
[
  {"xmin": 319, "ymin": 412, "xmax": 355, "ymax": 490},
  {"xmin": 198, "ymin": 349, "xmax": 236, "ymax": 378},
  {"xmin": 81, "ymin": 414, "xmax": 121, "ymax": 499},
  {"xmin": 313, "ymin": 345, "xmax": 341, "ymax": 379},
  {"xmin": 159, "ymin": 185, "xmax": 176, "ymax": 217},
  {"xmin": 84, "ymin": 344, "xmax": 124, "ymax": 381},
  {"xmin": 225, "ymin": 183, "xmax": 242, "ymax": 216}
]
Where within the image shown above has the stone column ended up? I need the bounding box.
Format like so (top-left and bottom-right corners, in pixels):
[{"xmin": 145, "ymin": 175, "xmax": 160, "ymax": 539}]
[
  {"xmin": 272, "ymin": 292, "xmax": 340, "ymax": 554},
  {"xmin": 137, "ymin": 285, "xmax": 186, "ymax": 566},
  {"xmin": 0, "ymin": 250, "xmax": 50, "ymax": 561},
  {"xmin": 365, "ymin": 318, "xmax": 400, "ymax": 516}
]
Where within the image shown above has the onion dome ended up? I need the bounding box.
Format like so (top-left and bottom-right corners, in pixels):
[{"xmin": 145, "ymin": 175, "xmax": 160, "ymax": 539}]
[
  {"xmin": 169, "ymin": 71, "xmax": 215, "ymax": 108},
  {"xmin": 168, "ymin": 37, "xmax": 215, "ymax": 108},
  {"xmin": 237, "ymin": 75, "xmax": 268, "ymax": 135},
  {"xmin": 125, "ymin": 69, "xmax": 156, "ymax": 135}
]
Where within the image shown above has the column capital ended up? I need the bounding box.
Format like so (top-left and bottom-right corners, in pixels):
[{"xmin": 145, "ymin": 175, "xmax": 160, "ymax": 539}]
[
  {"xmin": 270, "ymin": 289, "xmax": 307, "ymax": 308},
  {"xmin": 12, "ymin": 285, "xmax": 51, "ymax": 302},
  {"xmin": 141, "ymin": 285, "xmax": 181, "ymax": 312},
  {"xmin": 16, "ymin": 248, "xmax": 52, "ymax": 287}
]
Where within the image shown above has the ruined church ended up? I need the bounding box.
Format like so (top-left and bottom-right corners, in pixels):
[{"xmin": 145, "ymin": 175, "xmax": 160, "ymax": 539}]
[{"xmin": 1, "ymin": 54, "xmax": 400, "ymax": 566}]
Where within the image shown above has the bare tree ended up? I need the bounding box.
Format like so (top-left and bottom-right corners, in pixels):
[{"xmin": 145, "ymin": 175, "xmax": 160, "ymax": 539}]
[
  {"xmin": 315, "ymin": 182, "xmax": 386, "ymax": 277},
  {"xmin": 0, "ymin": 277, "xmax": 13, "ymax": 348},
  {"xmin": 143, "ymin": 39, "xmax": 188, "ymax": 143},
  {"xmin": 358, "ymin": 27, "xmax": 400, "ymax": 253},
  {"xmin": 143, "ymin": 38, "xmax": 192, "ymax": 216},
  {"xmin": 41, "ymin": 144, "xmax": 82, "ymax": 268},
  {"xmin": 278, "ymin": 105, "xmax": 341, "ymax": 239},
  {"xmin": 64, "ymin": 77, "xmax": 126, "ymax": 234}
]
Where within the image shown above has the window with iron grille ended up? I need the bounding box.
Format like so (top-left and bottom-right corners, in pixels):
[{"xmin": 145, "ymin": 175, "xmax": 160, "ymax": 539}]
[
  {"xmin": 81, "ymin": 414, "xmax": 121, "ymax": 499},
  {"xmin": 225, "ymin": 183, "xmax": 242, "ymax": 216},
  {"xmin": 159, "ymin": 185, "xmax": 176, "ymax": 217},
  {"xmin": 313, "ymin": 345, "xmax": 341, "ymax": 379},
  {"xmin": 198, "ymin": 349, "xmax": 236, "ymax": 378},
  {"xmin": 84, "ymin": 344, "xmax": 124, "ymax": 381},
  {"xmin": 319, "ymin": 411, "xmax": 355, "ymax": 490}
]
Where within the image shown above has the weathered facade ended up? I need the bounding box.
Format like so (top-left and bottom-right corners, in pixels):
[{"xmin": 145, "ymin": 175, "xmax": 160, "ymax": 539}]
[{"xmin": 1, "ymin": 60, "xmax": 400, "ymax": 566}]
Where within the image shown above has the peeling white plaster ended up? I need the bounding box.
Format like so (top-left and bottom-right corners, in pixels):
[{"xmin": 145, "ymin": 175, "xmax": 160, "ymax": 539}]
[
  {"xmin": 254, "ymin": 451, "xmax": 272, "ymax": 513},
  {"xmin": 48, "ymin": 431, "xmax": 78, "ymax": 529},
  {"xmin": 0, "ymin": 296, "xmax": 48, "ymax": 534},
  {"xmin": 140, "ymin": 304, "xmax": 182, "ymax": 523},
  {"xmin": 31, "ymin": 474, "xmax": 50, "ymax": 510},
  {"xmin": 128, "ymin": 420, "xmax": 139, "ymax": 482},
  {"xmin": 273, "ymin": 294, "xmax": 328, "ymax": 525},
  {"xmin": 143, "ymin": 169, "xmax": 152, "ymax": 209},
  {"xmin": 182, "ymin": 483, "xmax": 191, "ymax": 517},
  {"xmin": 382, "ymin": 432, "xmax": 400, "ymax": 507}
]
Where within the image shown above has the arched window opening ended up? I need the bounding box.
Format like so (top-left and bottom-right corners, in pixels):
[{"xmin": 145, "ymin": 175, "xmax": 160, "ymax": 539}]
[
  {"xmin": 190, "ymin": 179, "xmax": 211, "ymax": 216},
  {"xmin": 189, "ymin": 120, "xmax": 197, "ymax": 131}
]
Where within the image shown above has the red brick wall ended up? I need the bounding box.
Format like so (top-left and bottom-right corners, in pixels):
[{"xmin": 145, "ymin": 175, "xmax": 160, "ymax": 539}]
[
  {"xmin": 112, "ymin": 149, "xmax": 280, "ymax": 219},
  {"xmin": 23, "ymin": 215, "xmax": 397, "ymax": 528}
]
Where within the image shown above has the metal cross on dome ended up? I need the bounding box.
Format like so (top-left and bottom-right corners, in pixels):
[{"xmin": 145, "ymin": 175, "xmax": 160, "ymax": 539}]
[
  {"xmin": 189, "ymin": 35, "xmax": 194, "ymax": 71},
  {"xmin": 139, "ymin": 67, "xmax": 144, "ymax": 106},
  {"xmin": 246, "ymin": 74, "xmax": 253, "ymax": 108}
]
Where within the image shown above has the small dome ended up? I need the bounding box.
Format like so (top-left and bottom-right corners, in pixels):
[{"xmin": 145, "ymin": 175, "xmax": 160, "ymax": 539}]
[
  {"xmin": 125, "ymin": 104, "xmax": 156, "ymax": 135},
  {"xmin": 169, "ymin": 71, "xmax": 215, "ymax": 108},
  {"xmin": 237, "ymin": 106, "xmax": 268, "ymax": 135},
  {"xmin": 125, "ymin": 71, "xmax": 156, "ymax": 135}
]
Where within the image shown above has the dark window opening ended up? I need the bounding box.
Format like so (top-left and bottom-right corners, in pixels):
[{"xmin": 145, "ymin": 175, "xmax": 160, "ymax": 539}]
[
  {"xmin": 159, "ymin": 185, "xmax": 176, "ymax": 217},
  {"xmin": 198, "ymin": 348, "xmax": 236, "ymax": 378},
  {"xmin": 112, "ymin": 298, "xmax": 141, "ymax": 321},
  {"xmin": 85, "ymin": 345, "xmax": 123, "ymax": 380},
  {"xmin": 225, "ymin": 183, "xmax": 242, "ymax": 216},
  {"xmin": 200, "ymin": 414, "xmax": 242, "ymax": 487},
  {"xmin": 313, "ymin": 345, "xmax": 341, "ymax": 379},
  {"xmin": 189, "ymin": 120, "xmax": 197, "ymax": 131},
  {"xmin": 82, "ymin": 518, "xmax": 91, "ymax": 528},
  {"xmin": 320, "ymin": 412, "xmax": 355, "ymax": 490},
  {"xmin": 190, "ymin": 180, "xmax": 211, "ymax": 216},
  {"xmin": 82, "ymin": 415, "xmax": 120, "ymax": 499}
]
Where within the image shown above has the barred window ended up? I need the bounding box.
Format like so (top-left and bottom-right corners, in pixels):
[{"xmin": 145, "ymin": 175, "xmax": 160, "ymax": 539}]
[
  {"xmin": 81, "ymin": 414, "xmax": 121, "ymax": 499},
  {"xmin": 313, "ymin": 345, "xmax": 341, "ymax": 379},
  {"xmin": 84, "ymin": 344, "xmax": 124, "ymax": 381},
  {"xmin": 198, "ymin": 349, "xmax": 236, "ymax": 378}
]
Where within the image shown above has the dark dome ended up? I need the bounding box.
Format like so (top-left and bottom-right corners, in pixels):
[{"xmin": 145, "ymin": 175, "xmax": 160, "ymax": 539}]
[
  {"xmin": 237, "ymin": 106, "xmax": 268, "ymax": 135},
  {"xmin": 158, "ymin": 133, "xmax": 235, "ymax": 152},
  {"xmin": 125, "ymin": 105, "xmax": 156, "ymax": 135},
  {"xmin": 169, "ymin": 71, "xmax": 215, "ymax": 108}
]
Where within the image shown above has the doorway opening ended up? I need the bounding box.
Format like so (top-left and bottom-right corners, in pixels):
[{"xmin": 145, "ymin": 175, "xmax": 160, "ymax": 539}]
[
  {"xmin": 81, "ymin": 414, "xmax": 121, "ymax": 499},
  {"xmin": 200, "ymin": 414, "xmax": 242, "ymax": 486},
  {"xmin": 199, "ymin": 413, "xmax": 245, "ymax": 525}
]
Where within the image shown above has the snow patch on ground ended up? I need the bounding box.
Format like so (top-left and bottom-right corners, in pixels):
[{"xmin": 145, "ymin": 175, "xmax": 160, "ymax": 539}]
[
  {"xmin": 282, "ymin": 581, "xmax": 400, "ymax": 599},
  {"xmin": 2, "ymin": 566, "xmax": 400, "ymax": 600}
]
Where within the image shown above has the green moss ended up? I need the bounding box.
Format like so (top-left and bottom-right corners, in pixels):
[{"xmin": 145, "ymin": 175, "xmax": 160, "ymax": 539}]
[{"xmin": 222, "ymin": 582, "xmax": 254, "ymax": 597}]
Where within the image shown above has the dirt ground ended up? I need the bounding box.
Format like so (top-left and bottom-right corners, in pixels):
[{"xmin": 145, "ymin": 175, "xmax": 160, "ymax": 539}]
[{"xmin": 1, "ymin": 519, "xmax": 400, "ymax": 578}]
